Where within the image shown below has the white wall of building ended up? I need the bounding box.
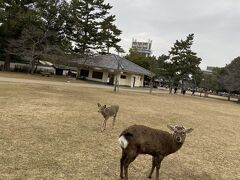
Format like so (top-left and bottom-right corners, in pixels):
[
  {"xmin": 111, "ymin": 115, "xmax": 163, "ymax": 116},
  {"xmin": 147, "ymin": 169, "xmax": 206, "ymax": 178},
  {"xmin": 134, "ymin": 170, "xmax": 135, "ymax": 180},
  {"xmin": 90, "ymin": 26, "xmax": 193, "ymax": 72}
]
[
  {"xmin": 118, "ymin": 73, "xmax": 131, "ymax": 86},
  {"xmin": 82, "ymin": 68, "xmax": 144, "ymax": 87},
  {"xmin": 84, "ymin": 69, "xmax": 109, "ymax": 83},
  {"xmin": 130, "ymin": 74, "xmax": 144, "ymax": 87},
  {"xmin": 118, "ymin": 73, "xmax": 144, "ymax": 87}
]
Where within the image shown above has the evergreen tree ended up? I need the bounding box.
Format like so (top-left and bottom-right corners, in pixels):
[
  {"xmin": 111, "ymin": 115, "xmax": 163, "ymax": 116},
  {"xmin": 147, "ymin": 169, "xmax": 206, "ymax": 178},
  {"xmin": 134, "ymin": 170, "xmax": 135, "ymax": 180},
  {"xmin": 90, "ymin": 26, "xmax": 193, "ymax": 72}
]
[
  {"xmin": 125, "ymin": 48, "xmax": 150, "ymax": 70},
  {"xmin": 99, "ymin": 15, "xmax": 123, "ymax": 53},
  {"xmin": 157, "ymin": 54, "xmax": 178, "ymax": 93},
  {"xmin": 0, "ymin": 0, "xmax": 123, "ymax": 73},
  {"xmin": 35, "ymin": 0, "xmax": 71, "ymax": 63},
  {"xmin": 0, "ymin": 0, "xmax": 37, "ymax": 70},
  {"xmin": 68, "ymin": 0, "xmax": 122, "ymax": 56},
  {"xmin": 168, "ymin": 34, "xmax": 202, "ymax": 93}
]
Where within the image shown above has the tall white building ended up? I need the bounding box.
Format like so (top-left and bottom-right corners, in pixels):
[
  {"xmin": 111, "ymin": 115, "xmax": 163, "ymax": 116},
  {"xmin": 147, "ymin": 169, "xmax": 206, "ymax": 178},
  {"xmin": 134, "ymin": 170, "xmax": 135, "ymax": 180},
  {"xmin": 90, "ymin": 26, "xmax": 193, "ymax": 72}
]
[{"xmin": 132, "ymin": 39, "xmax": 152, "ymax": 57}]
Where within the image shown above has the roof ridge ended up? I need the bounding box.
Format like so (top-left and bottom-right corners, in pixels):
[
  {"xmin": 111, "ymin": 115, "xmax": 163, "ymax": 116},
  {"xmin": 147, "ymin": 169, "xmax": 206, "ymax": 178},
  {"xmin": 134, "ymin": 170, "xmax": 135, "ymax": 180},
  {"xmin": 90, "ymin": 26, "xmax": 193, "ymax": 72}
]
[
  {"xmin": 73, "ymin": 54, "xmax": 152, "ymax": 76},
  {"xmin": 114, "ymin": 55, "xmax": 152, "ymax": 75}
]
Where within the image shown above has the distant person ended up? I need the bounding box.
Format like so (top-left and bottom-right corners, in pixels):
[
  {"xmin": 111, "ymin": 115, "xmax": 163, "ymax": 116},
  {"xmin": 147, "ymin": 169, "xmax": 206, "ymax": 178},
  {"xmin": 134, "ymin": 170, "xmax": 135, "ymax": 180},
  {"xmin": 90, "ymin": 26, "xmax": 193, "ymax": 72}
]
[
  {"xmin": 192, "ymin": 88, "xmax": 196, "ymax": 96},
  {"xmin": 182, "ymin": 89, "xmax": 186, "ymax": 95},
  {"xmin": 174, "ymin": 87, "xmax": 177, "ymax": 94},
  {"xmin": 169, "ymin": 86, "xmax": 172, "ymax": 94},
  {"xmin": 67, "ymin": 70, "xmax": 71, "ymax": 77}
]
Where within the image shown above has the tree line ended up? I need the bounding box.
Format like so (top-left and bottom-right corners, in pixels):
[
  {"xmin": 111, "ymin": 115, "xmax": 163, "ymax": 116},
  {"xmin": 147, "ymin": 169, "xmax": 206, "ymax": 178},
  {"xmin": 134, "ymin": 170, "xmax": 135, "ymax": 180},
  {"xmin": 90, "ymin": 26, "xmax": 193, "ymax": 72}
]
[
  {"xmin": 0, "ymin": 0, "xmax": 123, "ymax": 73},
  {"xmin": 126, "ymin": 34, "xmax": 240, "ymax": 101},
  {"xmin": 126, "ymin": 34, "xmax": 202, "ymax": 93}
]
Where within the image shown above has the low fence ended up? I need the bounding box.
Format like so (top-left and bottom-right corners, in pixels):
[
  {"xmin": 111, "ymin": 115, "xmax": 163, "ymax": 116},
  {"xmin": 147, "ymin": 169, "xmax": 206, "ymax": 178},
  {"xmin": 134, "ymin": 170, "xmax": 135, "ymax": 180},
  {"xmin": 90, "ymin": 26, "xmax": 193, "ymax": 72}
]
[{"xmin": 0, "ymin": 61, "xmax": 55, "ymax": 74}]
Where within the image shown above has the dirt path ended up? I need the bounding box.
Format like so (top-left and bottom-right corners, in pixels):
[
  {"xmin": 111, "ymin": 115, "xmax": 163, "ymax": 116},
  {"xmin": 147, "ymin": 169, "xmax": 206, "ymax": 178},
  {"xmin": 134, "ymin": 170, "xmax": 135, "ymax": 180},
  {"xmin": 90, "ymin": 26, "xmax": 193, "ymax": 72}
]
[
  {"xmin": 0, "ymin": 76, "xmax": 165, "ymax": 94},
  {"xmin": 0, "ymin": 75, "xmax": 238, "ymax": 101}
]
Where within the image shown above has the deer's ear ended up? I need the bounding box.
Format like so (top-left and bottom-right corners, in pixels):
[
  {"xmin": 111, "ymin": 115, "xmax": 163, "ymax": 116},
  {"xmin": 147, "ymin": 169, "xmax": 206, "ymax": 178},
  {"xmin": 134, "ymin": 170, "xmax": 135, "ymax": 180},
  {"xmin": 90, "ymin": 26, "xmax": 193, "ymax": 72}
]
[
  {"xmin": 167, "ymin": 124, "xmax": 175, "ymax": 131},
  {"xmin": 97, "ymin": 103, "xmax": 101, "ymax": 107},
  {"xmin": 185, "ymin": 128, "xmax": 193, "ymax": 134}
]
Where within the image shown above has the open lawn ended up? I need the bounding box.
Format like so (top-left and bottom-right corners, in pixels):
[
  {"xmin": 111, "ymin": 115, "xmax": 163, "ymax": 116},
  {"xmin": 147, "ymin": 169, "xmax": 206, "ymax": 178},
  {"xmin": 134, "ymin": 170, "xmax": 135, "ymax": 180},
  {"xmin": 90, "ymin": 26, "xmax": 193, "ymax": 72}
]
[{"xmin": 0, "ymin": 80, "xmax": 239, "ymax": 179}]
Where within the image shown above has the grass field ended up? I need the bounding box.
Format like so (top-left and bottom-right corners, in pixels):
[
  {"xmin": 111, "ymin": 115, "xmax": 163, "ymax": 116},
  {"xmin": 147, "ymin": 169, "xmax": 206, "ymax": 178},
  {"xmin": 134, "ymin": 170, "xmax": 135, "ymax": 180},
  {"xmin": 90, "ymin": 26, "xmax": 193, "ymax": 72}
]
[{"xmin": 0, "ymin": 79, "xmax": 239, "ymax": 179}]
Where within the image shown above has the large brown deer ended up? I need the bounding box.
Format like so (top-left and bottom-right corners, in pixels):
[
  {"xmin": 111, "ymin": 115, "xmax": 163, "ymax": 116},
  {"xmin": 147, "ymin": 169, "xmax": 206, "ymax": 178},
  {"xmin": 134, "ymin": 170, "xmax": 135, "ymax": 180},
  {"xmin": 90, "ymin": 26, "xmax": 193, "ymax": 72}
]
[{"xmin": 118, "ymin": 124, "xmax": 193, "ymax": 180}]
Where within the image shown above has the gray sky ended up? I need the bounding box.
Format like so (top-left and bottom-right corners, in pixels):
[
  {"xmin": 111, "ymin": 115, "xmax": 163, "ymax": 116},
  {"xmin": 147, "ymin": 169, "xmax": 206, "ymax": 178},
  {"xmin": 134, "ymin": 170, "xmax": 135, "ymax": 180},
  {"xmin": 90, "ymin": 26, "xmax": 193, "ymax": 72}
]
[{"xmin": 106, "ymin": 0, "xmax": 240, "ymax": 69}]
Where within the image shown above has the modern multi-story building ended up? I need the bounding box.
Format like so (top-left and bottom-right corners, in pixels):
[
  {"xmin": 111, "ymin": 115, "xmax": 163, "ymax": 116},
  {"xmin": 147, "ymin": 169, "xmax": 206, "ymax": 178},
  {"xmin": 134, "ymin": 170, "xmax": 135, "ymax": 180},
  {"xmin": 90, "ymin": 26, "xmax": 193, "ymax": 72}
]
[
  {"xmin": 132, "ymin": 39, "xmax": 152, "ymax": 57},
  {"xmin": 202, "ymin": 66, "xmax": 217, "ymax": 75}
]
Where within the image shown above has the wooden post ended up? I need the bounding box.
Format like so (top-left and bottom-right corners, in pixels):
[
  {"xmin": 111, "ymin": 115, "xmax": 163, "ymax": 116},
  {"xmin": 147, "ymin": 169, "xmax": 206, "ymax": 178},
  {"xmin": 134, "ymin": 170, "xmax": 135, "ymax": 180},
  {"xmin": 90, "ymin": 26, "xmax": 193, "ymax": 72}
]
[
  {"xmin": 149, "ymin": 74, "xmax": 154, "ymax": 94},
  {"xmin": 114, "ymin": 71, "xmax": 118, "ymax": 92},
  {"xmin": 113, "ymin": 54, "xmax": 121, "ymax": 92}
]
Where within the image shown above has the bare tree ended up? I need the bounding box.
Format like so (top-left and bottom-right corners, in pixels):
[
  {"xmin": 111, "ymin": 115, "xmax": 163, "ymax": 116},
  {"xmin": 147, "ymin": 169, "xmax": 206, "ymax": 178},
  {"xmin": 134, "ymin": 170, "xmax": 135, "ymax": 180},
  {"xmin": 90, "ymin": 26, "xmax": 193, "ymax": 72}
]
[
  {"xmin": 220, "ymin": 69, "xmax": 240, "ymax": 101},
  {"xmin": 220, "ymin": 57, "xmax": 240, "ymax": 101},
  {"xmin": 7, "ymin": 26, "xmax": 67, "ymax": 74},
  {"xmin": 7, "ymin": 26, "xmax": 47, "ymax": 73}
]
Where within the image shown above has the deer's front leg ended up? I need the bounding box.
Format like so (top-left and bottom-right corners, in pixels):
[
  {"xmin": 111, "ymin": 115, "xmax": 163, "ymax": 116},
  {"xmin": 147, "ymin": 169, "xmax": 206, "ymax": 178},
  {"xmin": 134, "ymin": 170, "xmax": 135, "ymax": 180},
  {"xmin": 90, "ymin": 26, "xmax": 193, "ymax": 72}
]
[
  {"xmin": 148, "ymin": 156, "xmax": 156, "ymax": 179},
  {"xmin": 101, "ymin": 119, "xmax": 107, "ymax": 132},
  {"xmin": 155, "ymin": 155, "xmax": 163, "ymax": 180}
]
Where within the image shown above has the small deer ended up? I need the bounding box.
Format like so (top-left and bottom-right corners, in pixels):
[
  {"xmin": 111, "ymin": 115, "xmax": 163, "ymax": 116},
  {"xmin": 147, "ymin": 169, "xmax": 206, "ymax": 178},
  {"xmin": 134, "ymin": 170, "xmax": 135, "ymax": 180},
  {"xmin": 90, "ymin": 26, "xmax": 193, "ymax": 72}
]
[
  {"xmin": 97, "ymin": 103, "xmax": 119, "ymax": 132},
  {"xmin": 118, "ymin": 124, "xmax": 193, "ymax": 180}
]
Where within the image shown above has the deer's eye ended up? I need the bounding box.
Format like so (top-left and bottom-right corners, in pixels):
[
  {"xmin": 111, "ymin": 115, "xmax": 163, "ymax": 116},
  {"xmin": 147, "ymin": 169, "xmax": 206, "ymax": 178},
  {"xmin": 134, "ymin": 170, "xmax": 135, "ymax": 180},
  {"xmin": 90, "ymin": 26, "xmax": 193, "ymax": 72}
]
[{"xmin": 182, "ymin": 132, "xmax": 185, "ymax": 135}]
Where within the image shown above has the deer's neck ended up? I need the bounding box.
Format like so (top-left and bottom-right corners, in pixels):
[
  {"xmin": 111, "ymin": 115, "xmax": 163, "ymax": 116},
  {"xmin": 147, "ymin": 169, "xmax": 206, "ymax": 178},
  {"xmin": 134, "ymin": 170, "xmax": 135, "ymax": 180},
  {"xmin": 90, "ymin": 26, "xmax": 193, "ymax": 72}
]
[
  {"xmin": 169, "ymin": 136, "xmax": 183, "ymax": 154},
  {"xmin": 101, "ymin": 112, "xmax": 107, "ymax": 118},
  {"xmin": 101, "ymin": 109, "xmax": 108, "ymax": 119}
]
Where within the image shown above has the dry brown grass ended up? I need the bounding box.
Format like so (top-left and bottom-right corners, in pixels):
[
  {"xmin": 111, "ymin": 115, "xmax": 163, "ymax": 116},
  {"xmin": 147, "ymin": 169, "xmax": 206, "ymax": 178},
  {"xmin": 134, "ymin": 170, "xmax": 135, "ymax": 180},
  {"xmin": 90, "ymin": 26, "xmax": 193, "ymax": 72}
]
[
  {"xmin": 0, "ymin": 71, "xmax": 67, "ymax": 81},
  {"xmin": 0, "ymin": 80, "xmax": 239, "ymax": 180}
]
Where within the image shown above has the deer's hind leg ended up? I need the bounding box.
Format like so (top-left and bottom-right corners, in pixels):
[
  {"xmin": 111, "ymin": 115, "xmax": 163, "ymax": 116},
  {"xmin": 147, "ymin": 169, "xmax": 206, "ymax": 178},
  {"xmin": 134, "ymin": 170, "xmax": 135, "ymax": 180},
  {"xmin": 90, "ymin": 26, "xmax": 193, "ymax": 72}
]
[
  {"xmin": 112, "ymin": 113, "xmax": 118, "ymax": 127},
  {"xmin": 112, "ymin": 117, "xmax": 116, "ymax": 127},
  {"xmin": 123, "ymin": 149, "xmax": 138, "ymax": 180},
  {"xmin": 120, "ymin": 150, "xmax": 127, "ymax": 179}
]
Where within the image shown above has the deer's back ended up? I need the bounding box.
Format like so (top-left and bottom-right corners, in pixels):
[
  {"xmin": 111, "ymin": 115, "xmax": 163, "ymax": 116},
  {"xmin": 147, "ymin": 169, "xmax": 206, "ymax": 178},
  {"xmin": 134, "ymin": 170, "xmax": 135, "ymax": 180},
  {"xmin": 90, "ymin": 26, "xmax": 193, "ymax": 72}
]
[
  {"xmin": 120, "ymin": 125, "xmax": 173, "ymax": 155},
  {"xmin": 105, "ymin": 105, "xmax": 119, "ymax": 116}
]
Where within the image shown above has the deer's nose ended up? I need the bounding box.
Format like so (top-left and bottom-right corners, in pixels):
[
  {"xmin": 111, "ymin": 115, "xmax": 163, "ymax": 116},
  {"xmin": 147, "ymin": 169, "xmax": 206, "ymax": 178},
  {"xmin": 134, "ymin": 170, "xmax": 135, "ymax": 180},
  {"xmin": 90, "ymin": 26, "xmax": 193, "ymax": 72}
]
[{"xmin": 177, "ymin": 137, "xmax": 181, "ymax": 142}]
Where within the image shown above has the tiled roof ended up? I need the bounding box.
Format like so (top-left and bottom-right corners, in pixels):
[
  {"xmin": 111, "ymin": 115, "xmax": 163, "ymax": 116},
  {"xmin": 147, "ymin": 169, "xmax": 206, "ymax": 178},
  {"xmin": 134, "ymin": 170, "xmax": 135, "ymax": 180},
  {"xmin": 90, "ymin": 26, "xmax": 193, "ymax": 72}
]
[
  {"xmin": 73, "ymin": 54, "xmax": 152, "ymax": 76},
  {"xmin": 53, "ymin": 64, "xmax": 77, "ymax": 71}
]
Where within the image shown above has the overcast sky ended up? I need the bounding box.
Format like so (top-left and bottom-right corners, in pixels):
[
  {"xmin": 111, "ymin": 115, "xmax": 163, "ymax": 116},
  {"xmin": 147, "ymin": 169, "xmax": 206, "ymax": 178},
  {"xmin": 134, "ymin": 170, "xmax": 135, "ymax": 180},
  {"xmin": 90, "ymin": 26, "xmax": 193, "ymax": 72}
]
[{"xmin": 105, "ymin": 0, "xmax": 240, "ymax": 69}]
